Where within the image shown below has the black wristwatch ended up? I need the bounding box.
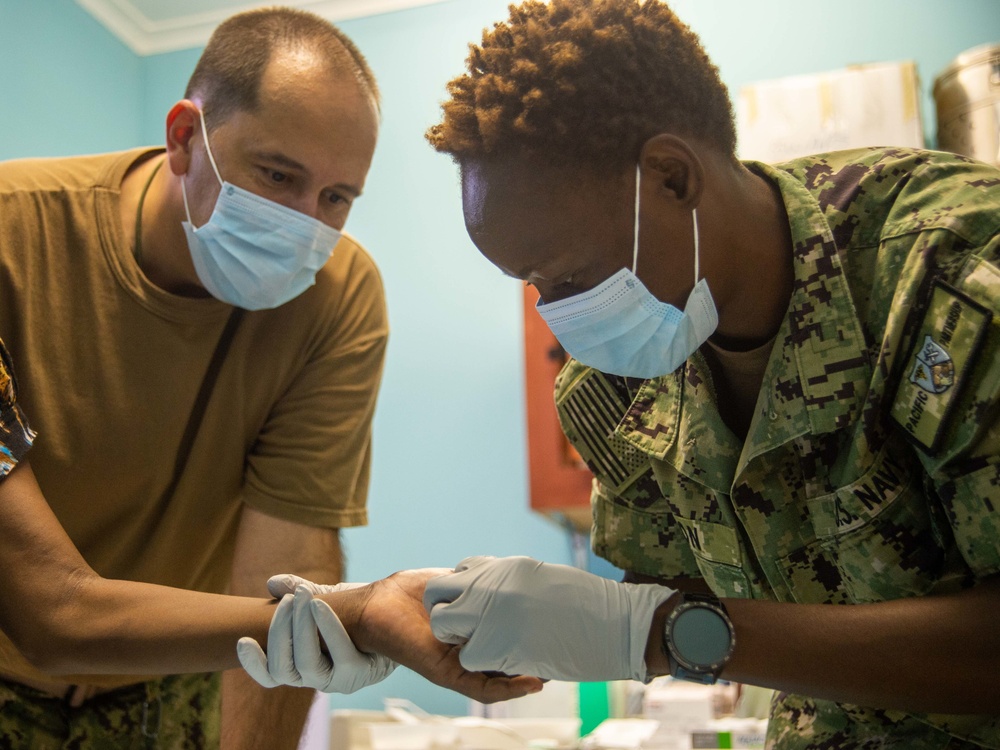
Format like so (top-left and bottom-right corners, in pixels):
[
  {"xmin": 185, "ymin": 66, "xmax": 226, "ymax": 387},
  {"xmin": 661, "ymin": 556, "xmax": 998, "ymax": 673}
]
[{"xmin": 663, "ymin": 592, "xmax": 735, "ymax": 685}]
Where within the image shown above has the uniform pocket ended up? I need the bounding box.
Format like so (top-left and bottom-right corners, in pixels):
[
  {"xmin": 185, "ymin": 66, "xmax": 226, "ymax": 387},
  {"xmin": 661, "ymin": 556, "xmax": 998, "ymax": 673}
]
[
  {"xmin": 590, "ymin": 477, "xmax": 703, "ymax": 580},
  {"xmin": 801, "ymin": 444, "xmax": 946, "ymax": 603},
  {"xmin": 674, "ymin": 517, "xmax": 754, "ymax": 598}
]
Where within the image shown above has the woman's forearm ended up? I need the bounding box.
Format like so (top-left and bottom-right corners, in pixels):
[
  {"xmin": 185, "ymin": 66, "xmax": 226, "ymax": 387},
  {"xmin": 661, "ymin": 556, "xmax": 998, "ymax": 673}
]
[{"xmin": 646, "ymin": 578, "xmax": 1000, "ymax": 714}]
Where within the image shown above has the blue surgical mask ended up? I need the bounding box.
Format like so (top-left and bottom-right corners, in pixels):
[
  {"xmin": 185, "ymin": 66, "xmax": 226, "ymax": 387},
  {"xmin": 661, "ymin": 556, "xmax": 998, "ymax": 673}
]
[
  {"xmin": 181, "ymin": 108, "xmax": 341, "ymax": 310},
  {"xmin": 536, "ymin": 167, "xmax": 718, "ymax": 379}
]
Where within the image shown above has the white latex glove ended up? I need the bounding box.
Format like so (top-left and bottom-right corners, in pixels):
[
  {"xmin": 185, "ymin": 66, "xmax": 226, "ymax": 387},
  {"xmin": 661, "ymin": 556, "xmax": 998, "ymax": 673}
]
[
  {"xmin": 423, "ymin": 556, "xmax": 674, "ymax": 683},
  {"xmin": 237, "ymin": 574, "xmax": 396, "ymax": 693}
]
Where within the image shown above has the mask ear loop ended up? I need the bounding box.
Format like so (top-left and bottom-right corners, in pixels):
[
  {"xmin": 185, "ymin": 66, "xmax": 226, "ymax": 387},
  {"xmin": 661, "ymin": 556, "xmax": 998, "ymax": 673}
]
[
  {"xmin": 692, "ymin": 207, "xmax": 700, "ymax": 285},
  {"xmin": 181, "ymin": 106, "xmax": 225, "ymax": 228},
  {"xmin": 196, "ymin": 107, "xmax": 224, "ymax": 186},
  {"xmin": 180, "ymin": 174, "xmax": 195, "ymax": 227},
  {"xmin": 632, "ymin": 166, "xmax": 641, "ymax": 274}
]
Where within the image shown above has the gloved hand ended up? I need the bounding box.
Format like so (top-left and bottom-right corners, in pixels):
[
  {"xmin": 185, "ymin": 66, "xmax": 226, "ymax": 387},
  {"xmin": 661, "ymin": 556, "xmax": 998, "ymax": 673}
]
[
  {"xmin": 237, "ymin": 574, "xmax": 396, "ymax": 693},
  {"xmin": 423, "ymin": 556, "xmax": 675, "ymax": 683}
]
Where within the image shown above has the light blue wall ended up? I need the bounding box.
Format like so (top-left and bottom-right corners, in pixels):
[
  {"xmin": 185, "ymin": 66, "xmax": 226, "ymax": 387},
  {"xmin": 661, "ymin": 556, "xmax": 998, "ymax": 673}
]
[
  {"xmin": 3, "ymin": 0, "xmax": 999, "ymax": 719},
  {"xmin": 0, "ymin": 0, "xmax": 141, "ymax": 160}
]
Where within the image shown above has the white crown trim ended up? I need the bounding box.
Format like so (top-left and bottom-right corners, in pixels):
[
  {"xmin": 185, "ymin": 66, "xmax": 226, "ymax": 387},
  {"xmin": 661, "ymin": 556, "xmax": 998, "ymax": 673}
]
[{"xmin": 74, "ymin": 0, "xmax": 451, "ymax": 56}]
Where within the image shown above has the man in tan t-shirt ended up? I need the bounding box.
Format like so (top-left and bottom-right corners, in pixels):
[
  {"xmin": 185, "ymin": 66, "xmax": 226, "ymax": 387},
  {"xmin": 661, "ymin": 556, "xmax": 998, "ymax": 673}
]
[{"xmin": 0, "ymin": 7, "xmax": 394, "ymax": 748}]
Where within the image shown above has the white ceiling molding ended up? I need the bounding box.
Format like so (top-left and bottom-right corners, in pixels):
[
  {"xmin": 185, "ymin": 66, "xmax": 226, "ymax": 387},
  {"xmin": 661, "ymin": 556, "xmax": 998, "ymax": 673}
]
[{"xmin": 74, "ymin": 0, "xmax": 451, "ymax": 56}]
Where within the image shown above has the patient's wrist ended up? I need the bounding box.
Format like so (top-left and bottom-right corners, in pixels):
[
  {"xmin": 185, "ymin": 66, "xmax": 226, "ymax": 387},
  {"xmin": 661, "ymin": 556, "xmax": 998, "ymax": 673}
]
[{"xmin": 318, "ymin": 585, "xmax": 375, "ymax": 650}]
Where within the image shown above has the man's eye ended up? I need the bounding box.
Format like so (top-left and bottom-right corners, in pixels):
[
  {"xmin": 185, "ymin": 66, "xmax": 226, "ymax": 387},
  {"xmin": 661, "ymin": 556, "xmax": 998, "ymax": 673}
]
[
  {"xmin": 269, "ymin": 170, "xmax": 288, "ymax": 183},
  {"xmin": 326, "ymin": 192, "xmax": 348, "ymax": 206}
]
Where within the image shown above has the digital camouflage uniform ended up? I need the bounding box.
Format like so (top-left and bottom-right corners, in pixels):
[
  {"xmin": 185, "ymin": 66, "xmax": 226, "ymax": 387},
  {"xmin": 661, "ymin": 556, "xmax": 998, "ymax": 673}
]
[
  {"xmin": 0, "ymin": 341, "xmax": 221, "ymax": 749},
  {"xmin": 0, "ymin": 673, "xmax": 220, "ymax": 750},
  {"xmin": 554, "ymin": 148, "xmax": 1000, "ymax": 749}
]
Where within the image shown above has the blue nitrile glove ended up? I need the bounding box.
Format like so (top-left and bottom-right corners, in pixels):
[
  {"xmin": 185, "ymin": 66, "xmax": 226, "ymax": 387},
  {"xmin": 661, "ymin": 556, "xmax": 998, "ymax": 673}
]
[
  {"xmin": 237, "ymin": 575, "xmax": 396, "ymax": 693},
  {"xmin": 423, "ymin": 556, "xmax": 674, "ymax": 683}
]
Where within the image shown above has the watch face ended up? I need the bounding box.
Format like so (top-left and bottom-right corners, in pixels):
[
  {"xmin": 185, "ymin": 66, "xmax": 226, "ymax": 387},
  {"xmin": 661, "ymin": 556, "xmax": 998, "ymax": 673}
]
[{"xmin": 673, "ymin": 606, "xmax": 731, "ymax": 666}]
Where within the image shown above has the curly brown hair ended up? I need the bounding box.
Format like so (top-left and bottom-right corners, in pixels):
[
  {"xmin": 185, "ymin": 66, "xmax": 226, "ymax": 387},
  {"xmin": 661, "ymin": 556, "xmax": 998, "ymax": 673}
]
[{"xmin": 426, "ymin": 0, "xmax": 735, "ymax": 169}]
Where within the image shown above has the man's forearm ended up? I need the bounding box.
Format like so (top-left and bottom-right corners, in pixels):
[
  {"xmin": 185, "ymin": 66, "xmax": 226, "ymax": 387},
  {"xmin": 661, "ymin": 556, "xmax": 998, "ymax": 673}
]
[
  {"xmin": 24, "ymin": 574, "xmax": 276, "ymax": 676},
  {"xmin": 0, "ymin": 461, "xmax": 280, "ymax": 676},
  {"xmin": 225, "ymin": 506, "xmax": 345, "ymax": 748},
  {"xmin": 645, "ymin": 577, "xmax": 1000, "ymax": 714}
]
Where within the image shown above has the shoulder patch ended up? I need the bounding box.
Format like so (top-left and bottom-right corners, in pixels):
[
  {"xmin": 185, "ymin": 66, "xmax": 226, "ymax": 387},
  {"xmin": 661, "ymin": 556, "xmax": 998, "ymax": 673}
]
[{"xmin": 890, "ymin": 280, "xmax": 992, "ymax": 453}]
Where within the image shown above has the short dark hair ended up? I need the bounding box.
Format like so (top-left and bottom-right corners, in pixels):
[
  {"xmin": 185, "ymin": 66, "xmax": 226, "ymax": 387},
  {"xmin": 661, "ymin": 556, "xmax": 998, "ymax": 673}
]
[
  {"xmin": 426, "ymin": 0, "xmax": 736, "ymax": 169},
  {"xmin": 185, "ymin": 6, "xmax": 379, "ymax": 128}
]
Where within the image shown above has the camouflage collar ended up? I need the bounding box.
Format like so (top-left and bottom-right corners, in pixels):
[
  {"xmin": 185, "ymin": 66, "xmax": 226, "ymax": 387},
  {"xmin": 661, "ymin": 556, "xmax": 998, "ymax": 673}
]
[
  {"xmin": 614, "ymin": 161, "xmax": 872, "ymax": 487},
  {"xmin": 759, "ymin": 160, "xmax": 872, "ymax": 436}
]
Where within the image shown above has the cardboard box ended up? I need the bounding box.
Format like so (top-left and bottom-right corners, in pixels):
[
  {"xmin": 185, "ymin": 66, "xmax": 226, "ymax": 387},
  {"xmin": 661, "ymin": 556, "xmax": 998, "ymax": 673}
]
[{"xmin": 737, "ymin": 60, "xmax": 925, "ymax": 163}]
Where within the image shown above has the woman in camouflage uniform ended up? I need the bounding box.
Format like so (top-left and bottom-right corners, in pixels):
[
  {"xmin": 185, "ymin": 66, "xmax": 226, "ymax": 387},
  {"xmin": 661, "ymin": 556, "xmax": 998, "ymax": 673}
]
[{"xmin": 414, "ymin": 1, "xmax": 1000, "ymax": 748}]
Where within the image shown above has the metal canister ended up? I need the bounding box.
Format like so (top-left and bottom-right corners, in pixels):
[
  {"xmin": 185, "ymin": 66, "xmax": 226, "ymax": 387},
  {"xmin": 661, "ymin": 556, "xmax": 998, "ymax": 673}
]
[{"xmin": 933, "ymin": 42, "xmax": 1000, "ymax": 166}]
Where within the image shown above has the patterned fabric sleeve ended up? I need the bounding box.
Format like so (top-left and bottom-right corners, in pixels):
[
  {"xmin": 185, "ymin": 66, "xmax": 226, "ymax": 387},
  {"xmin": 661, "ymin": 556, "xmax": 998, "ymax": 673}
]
[
  {"xmin": 0, "ymin": 337, "xmax": 36, "ymax": 479},
  {"xmin": 909, "ymin": 234, "xmax": 1000, "ymax": 581}
]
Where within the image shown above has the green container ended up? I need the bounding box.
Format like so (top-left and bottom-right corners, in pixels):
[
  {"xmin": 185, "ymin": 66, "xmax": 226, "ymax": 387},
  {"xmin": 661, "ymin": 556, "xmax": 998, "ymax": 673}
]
[{"xmin": 578, "ymin": 682, "xmax": 610, "ymax": 736}]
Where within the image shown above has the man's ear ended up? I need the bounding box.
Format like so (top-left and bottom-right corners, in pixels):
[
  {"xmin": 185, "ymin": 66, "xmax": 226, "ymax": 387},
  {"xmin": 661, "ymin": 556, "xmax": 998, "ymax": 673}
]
[
  {"xmin": 165, "ymin": 100, "xmax": 201, "ymax": 177},
  {"xmin": 637, "ymin": 134, "xmax": 704, "ymax": 210}
]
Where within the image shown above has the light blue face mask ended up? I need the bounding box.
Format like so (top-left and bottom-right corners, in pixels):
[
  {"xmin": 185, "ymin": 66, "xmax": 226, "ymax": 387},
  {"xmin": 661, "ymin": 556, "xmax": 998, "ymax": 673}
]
[
  {"xmin": 181, "ymin": 108, "xmax": 341, "ymax": 310},
  {"xmin": 536, "ymin": 167, "xmax": 718, "ymax": 379}
]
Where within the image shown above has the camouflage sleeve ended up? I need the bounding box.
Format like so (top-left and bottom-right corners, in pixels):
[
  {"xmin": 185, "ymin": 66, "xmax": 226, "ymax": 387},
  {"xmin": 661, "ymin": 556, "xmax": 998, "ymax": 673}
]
[
  {"xmin": 554, "ymin": 359, "xmax": 702, "ymax": 579},
  {"xmin": 0, "ymin": 338, "xmax": 36, "ymax": 479},
  {"xmin": 890, "ymin": 231, "xmax": 1000, "ymax": 579}
]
